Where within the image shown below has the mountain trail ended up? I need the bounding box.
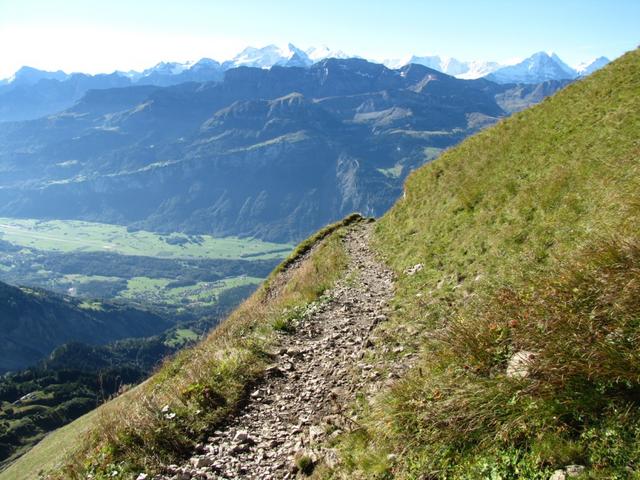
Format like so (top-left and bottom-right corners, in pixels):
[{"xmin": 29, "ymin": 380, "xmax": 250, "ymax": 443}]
[{"xmin": 156, "ymin": 222, "xmax": 397, "ymax": 479}]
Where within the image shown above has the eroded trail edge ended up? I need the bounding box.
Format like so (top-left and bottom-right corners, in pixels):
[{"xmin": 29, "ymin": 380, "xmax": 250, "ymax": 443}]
[{"xmin": 158, "ymin": 223, "xmax": 395, "ymax": 480}]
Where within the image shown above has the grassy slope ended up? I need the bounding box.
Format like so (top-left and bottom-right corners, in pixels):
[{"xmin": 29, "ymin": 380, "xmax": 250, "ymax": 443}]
[
  {"xmin": 5, "ymin": 216, "xmax": 360, "ymax": 479},
  {"xmin": 0, "ymin": 388, "xmax": 136, "ymax": 480},
  {"xmin": 0, "ymin": 410, "xmax": 99, "ymax": 480},
  {"xmin": 332, "ymin": 49, "xmax": 640, "ymax": 478}
]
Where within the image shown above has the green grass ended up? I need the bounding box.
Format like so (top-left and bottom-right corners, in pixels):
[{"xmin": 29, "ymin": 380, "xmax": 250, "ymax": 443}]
[
  {"xmin": 0, "ymin": 218, "xmax": 291, "ymax": 260},
  {"xmin": 329, "ymin": 49, "xmax": 640, "ymax": 479},
  {"xmin": 264, "ymin": 213, "xmax": 364, "ymax": 286},
  {"xmin": 121, "ymin": 277, "xmax": 171, "ymax": 295},
  {"xmin": 0, "ymin": 411, "xmax": 98, "ymax": 480},
  {"xmin": 62, "ymin": 274, "xmax": 121, "ymax": 284}
]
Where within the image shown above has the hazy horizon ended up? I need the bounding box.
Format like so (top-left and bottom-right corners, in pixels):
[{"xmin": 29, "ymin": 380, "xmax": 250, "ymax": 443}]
[{"xmin": 1, "ymin": 0, "xmax": 638, "ymax": 78}]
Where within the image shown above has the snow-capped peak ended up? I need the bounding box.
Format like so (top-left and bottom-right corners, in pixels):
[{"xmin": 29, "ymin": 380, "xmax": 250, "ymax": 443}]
[
  {"xmin": 142, "ymin": 61, "xmax": 193, "ymax": 77},
  {"xmin": 385, "ymin": 55, "xmax": 501, "ymax": 79},
  {"xmin": 219, "ymin": 43, "xmax": 354, "ymax": 70},
  {"xmin": 455, "ymin": 60, "xmax": 501, "ymax": 80},
  {"xmin": 549, "ymin": 52, "xmax": 576, "ymax": 76},
  {"xmin": 575, "ymin": 56, "xmax": 610, "ymax": 76},
  {"xmin": 1, "ymin": 46, "xmax": 612, "ymax": 87},
  {"xmin": 385, "ymin": 50, "xmax": 609, "ymax": 83},
  {"xmin": 305, "ymin": 45, "xmax": 350, "ymax": 62},
  {"xmin": 225, "ymin": 44, "xmax": 310, "ymax": 69},
  {"xmin": 4, "ymin": 66, "xmax": 69, "ymax": 85},
  {"xmin": 484, "ymin": 51, "xmax": 578, "ymax": 84}
]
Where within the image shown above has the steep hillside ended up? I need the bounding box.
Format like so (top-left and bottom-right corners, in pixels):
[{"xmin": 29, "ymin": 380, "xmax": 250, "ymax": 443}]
[
  {"xmin": 0, "ymin": 333, "xmax": 190, "ymax": 469},
  {"xmin": 336, "ymin": 48, "xmax": 640, "ymax": 478},
  {"xmin": 0, "ymin": 60, "xmax": 567, "ymax": 242},
  {"xmin": 0, "ymin": 281, "xmax": 169, "ymax": 372},
  {"xmin": 7, "ymin": 49, "xmax": 637, "ymax": 480}
]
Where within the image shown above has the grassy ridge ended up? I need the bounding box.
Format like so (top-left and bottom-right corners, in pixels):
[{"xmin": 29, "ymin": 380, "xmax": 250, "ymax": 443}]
[
  {"xmin": 35, "ymin": 215, "xmax": 360, "ymax": 479},
  {"xmin": 332, "ymin": 49, "xmax": 640, "ymax": 478}
]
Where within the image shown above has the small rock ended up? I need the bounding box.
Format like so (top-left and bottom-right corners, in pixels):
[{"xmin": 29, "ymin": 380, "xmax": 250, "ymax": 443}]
[
  {"xmin": 565, "ymin": 465, "xmax": 586, "ymax": 477},
  {"xmin": 323, "ymin": 448, "xmax": 341, "ymax": 468},
  {"xmin": 135, "ymin": 474, "xmax": 148, "ymax": 480},
  {"xmin": 506, "ymin": 350, "xmax": 537, "ymax": 378},
  {"xmin": 404, "ymin": 263, "xmax": 424, "ymax": 275},
  {"xmin": 309, "ymin": 425, "xmax": 324, "ymax": 442},
  {"xmin": 190, "ymin": 456, "xmax": 213, "ymax": 468},
  {"xmin": 230, "ymin": 443, "xmax": 249, "ymax": 454},
  {"xmin": 234, "ymin": 430, "xmax": 249, "ymax": 443},
  {"xmin": 282, "ymin": 362, "xmax": 294, "ymax": 371},
  {"xmin": 549, "ymin": 470, "xmax": 566, "ymax": 480}
]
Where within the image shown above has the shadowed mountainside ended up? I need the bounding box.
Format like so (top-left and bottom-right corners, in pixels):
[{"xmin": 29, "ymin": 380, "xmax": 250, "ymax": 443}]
[
  {"xmin": 0, "ymin": 280, "xmax": 169, "ymax": 373},
  {"xmin": 0, "ymin": 59, "xmax": 569, "ymax": 242}
]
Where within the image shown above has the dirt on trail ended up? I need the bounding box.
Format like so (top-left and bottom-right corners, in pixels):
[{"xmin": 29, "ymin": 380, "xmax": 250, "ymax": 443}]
[{"xmin": 155, "ymin": 223, "xmax": 397, "ymax": 480}]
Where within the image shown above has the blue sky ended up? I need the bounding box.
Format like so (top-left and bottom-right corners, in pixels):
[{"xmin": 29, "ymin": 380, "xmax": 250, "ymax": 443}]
[{"xmin": 0, "ymin": 0, "xmax": 638, "ymax": 77}]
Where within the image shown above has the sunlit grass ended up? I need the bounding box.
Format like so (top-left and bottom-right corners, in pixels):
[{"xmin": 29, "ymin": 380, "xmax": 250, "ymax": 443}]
[{"xmin": 332, "ymin": 48, "xmax": 640, "ymax": 479}]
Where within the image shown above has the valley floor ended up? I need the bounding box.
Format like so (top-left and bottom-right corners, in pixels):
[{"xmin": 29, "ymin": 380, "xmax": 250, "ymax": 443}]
[{"xmin": 152, "ymin": 223, "xmax": 401, "ymax": 479}]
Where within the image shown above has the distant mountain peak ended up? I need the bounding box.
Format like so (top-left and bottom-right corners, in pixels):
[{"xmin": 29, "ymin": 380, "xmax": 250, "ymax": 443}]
[
  {"xmin": 388, "ymin": 55, "xmax": 501, "ymax": 80},
  {"xmin": 383, "ymin": 50, "xmax": 609, "ymax": 83},
  {"xmin": 5, "ymin": 66, "xmax": 69, "ymax": 85},
  {"xmin": 575, "ymin": 56, "xmax": 611, "ymax": 75},
  {"xmin": 142, "ymin": 60, "xmax": 193, "ymax": 76},
  {"xmin": 484, "ymin": 51, "xmax": 579, "ymax": 84},
  {"xmin": 191, "ymin": 57, "xmax": 222, "ymax": 70},
  {"xmin": 305, "ymin": 45, "xmax": 350, "ymax": 62}
]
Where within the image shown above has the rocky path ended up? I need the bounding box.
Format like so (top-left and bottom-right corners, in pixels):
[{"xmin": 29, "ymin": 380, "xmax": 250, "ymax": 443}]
[{"xmin": 156, "ymin": 223, "xmax": 395, "ymax": 480}]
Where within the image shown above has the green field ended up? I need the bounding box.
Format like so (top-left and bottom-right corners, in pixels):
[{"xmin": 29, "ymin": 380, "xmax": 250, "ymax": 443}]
[
  {"xmin": 0, "ymin": 217, "xmax": 291, "ymax": 260},
  {"xmin": 118, "ymin": 275, "xmax": 264, "ymax": 311},
  {"xmin": 0, "ymin": 217, "xmax": 291, "ymax": 315}
]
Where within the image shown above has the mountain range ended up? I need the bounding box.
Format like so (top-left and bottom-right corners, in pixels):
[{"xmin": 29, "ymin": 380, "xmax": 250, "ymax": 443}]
[
  {"xmin": 385, "ymin": 51, "xmax": 609, "ymax": 82},
  {"xmin": 0, "ymin": 45, "xmax": 609, "ymax": 122},
  {"xmin": 0, "ymin": 58, "xmax": 570, "ymax": 242}
]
